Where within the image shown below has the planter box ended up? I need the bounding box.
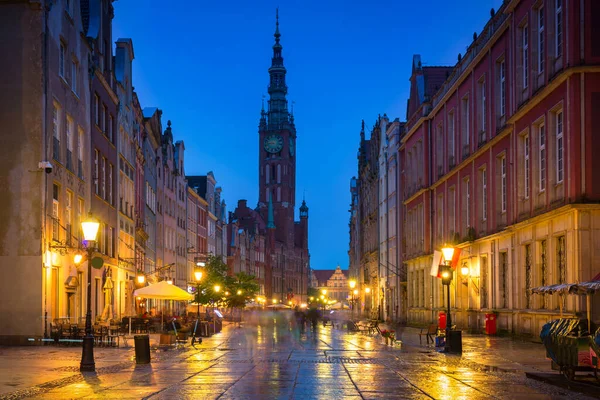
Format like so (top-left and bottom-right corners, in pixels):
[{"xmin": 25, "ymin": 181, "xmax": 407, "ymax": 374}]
[{"xmin": 159, "ymin": 334, "xmax": 175, "ymax": 345}]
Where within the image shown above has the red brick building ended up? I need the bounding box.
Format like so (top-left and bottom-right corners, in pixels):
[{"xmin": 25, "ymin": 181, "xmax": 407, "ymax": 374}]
[{"xmin": 402, "ymin": 0, "xmax": 600, "ymax": 334}]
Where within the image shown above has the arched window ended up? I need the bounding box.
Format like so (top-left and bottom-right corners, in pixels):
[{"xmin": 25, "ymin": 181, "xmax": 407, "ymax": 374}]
[
  {"xmin": 277, "ymin": 164, "xmax": 281, "ymax": 183},
  {"xmin": 266, "ymin": 164, "xmax": 270, "ymax": 183},
  {"xmin": 272, "ymin": 164, "xmax": 276, "ymax": 181}
]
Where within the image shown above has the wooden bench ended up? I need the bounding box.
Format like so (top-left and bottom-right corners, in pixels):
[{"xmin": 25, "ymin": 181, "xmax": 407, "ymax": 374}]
[{"xmin": 418, "ymin": 324, "xmax": 438, "ymax": 345}]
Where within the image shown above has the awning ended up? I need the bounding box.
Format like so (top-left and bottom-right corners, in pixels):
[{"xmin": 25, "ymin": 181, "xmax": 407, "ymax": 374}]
[{"xmin": 133, "ymin": 281, "xmax": 194, "ymax": 301}]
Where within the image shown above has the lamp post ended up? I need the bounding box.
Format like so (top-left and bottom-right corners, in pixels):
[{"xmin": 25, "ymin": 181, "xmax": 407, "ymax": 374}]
[
  {"xmin": 440, "ymin": 245, "xmax": 455, "ymax": 353},
  {"xmin": 349, "ymin": 280, "xmax": 356, "ymax": 320},
  {"xmin": 79, "ymin": 214, "xmax": 100, "ymax": 372},
  {"xmin": 194, "ymin": 263, "xmax": 204, "ymax": 317}
]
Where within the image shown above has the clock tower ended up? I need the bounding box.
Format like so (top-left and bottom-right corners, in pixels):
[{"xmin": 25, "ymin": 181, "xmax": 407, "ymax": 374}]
[{"xmin": 258, "ymin": 10, "xmax": 296, "ymax": 247}]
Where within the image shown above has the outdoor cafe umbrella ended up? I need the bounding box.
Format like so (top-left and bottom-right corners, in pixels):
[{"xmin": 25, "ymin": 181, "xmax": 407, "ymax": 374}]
[
  {"xmin": 134, "ymin": 281, "xmax": 194, "ymax": 333},
  {"xmin": 266, "ymin": 303, "xmax": 291, "ymax": 309},
  {"xmin": 530, "ymin": 273, "xmax": 600, "ymax": 333},
  {"xmin": 100, "ymin": 275, "xmax": 114, "ymax": 322},
  {"xmin": 330, "ymin": 302, "xmax": 350, "ymax": 310}
]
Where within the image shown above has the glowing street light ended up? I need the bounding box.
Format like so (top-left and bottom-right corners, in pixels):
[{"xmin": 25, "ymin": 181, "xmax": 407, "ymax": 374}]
[{"xmin": 79, "ymin": 213, "xmax": 99, "ymax": 372}]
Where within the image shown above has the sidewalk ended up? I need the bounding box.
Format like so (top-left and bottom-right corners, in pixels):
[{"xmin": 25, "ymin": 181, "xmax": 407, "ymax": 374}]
[{"xmin": 387, "ymin": 325, "xmax": 553, "ymax": 374}]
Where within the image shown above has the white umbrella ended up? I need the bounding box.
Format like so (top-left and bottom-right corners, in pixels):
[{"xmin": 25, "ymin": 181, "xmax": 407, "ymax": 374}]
[
  {"xmin": 100, "ymin": 276, "xmax": 114, "ymax": 322},
  {"xmin": 330, "ymin": 302, "xmax": 350, "ymax": 310},
  {"xmin": 266, "ymin": 304, "xmax": 291, "ymax": 309}
]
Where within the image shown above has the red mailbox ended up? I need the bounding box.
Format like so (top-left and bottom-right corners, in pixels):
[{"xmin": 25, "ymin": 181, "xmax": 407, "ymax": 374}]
[
  {"xmin": 438, "ymin": 312, "xmax": 447, "ymax": 330},
  {"xmin": 485, "ymin": 313, "xmax": 497, "ymax": 335}
]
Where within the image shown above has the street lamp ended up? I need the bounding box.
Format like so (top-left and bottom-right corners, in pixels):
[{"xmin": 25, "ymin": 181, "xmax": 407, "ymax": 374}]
[
  {"xmin": 136, "ymin": 270, "xmax": 145, "ymax": 285},
  {"xmin": 79, "ymin": 213, "xmax": 100, "ymax": 372},
  {"xmin": 194, "ymin": 265, "xmax": 204, "ymax": 317},
  {"xmin": 441, "ymin": 245, "xmax": 455, "ymax": 353}
]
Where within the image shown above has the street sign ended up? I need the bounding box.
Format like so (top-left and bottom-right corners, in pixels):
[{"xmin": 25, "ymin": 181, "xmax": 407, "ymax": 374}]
[{"xmin": 91, "ymin": 257, "xmax": 104, "ymax": 269}]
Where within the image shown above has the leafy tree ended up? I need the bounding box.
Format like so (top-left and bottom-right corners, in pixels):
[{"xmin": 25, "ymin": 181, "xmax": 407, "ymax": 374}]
[
  {"xmin": 224, "ymin": 272, "xmax": 260, "ymax": 309},
  {"xmin": 193, "ymin": 255, "xmax": 228, "ymax": 306}
]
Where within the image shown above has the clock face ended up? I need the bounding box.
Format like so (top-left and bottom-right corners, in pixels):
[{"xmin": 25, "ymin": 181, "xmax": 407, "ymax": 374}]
[
  {"xmin": 289, "ymin": 138, "xmax": 295, "ymax": 156},
  {"xmin": 264, "ymin": 134, "xmax": 284, "ymax": 153}
]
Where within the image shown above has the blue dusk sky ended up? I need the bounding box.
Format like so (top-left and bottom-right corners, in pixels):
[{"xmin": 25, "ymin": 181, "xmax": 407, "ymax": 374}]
[{"xmin": 113, "ymin": 0, "xmax": 503, "ymax": 271}]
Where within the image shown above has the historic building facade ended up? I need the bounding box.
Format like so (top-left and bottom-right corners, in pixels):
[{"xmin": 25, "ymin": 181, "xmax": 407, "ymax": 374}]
[
  {"xmin": 0, "ymin": 0, "xmax": 93, "ymax": 342},
  {"xmin": 311, "ymin": 266, "xmax": 350, "ymax": 303},
  {"xmin": 402, "ymin": 0, "xmax": 600, "ymax": 334}
]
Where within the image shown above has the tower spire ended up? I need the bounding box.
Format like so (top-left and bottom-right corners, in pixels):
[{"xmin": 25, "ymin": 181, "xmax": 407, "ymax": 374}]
[
  {"xmin": 265, "ymin": 8, "xmax": 288, "ymax": 127},
  {"xmin": 274, "ymin": 8, "xmax": 280, "ymax": 43}
]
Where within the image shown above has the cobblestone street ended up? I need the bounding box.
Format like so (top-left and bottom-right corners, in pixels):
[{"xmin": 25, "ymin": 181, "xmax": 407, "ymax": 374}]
[{"xmin": 0, "ymin": 316, "xmax": 598, "ymax": 400}]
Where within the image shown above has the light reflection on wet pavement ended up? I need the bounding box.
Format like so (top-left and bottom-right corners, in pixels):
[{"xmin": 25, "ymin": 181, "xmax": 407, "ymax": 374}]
[{"xmin": 0, "ymin": 312, "xmax": 596, "ymax": 399}]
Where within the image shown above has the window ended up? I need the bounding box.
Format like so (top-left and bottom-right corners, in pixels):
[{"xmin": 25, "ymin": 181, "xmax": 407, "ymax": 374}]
[
  {"xmin": 101, "ymin": 104, "xmax": 106, "ymax": 133},
  {"xmin": 108, "ymin": 164, "xmax": 113, "ymax": 205},
  {"xmin": 525, "ymin": 244, "xmax": 532, "ymax": 308},
  {"xmin": 59, "ymin": 43, "xmax": 65, "ymax": 78},
  {"xmin": 266, "ymin": 164, "xmax": 270, "ymax": 183},
  {"xmin": 466, "ymin": 178, "xmax": 470, "ymax": 228},
  {"xmin": 94, "ymin": 94, "xmax": 99, "ymax": 126},
  {"xmin": 500, "ymin": 60, "xmax": 506, "ymax": 116},
  {"xmin": 522, "ymin": 24, "xmax": 529, "ymax": 88},
  {"xmin": 461, "ymin": 96, "xmax": 470, "ymax": 153},
  {"xmin": 78, "ymin": 127, "xmax": 84, "ymax": 179},
  {"xmin": 482, "ymin": 168, "xmax": 487, "ymax": 221},
  {"xmin": 538, "ymin": 7, "xmax": 545, "ymax": 73},
  {"xmin": 277, "ymin": 187, "xmax": 281, "ymax": 202},
  {"xmin": 500, "ymin": 251, "xmax": 508, "ymax": 308},
  {"xmin": 449, "ymin": 186, "xmax": 456, "ymax": 235},
  {"xmin": 524, "ymin": 134, "xmax": 530, "ymax": 198},
  {"xmin": 108, "ymin": 227, "xmax": 114, "ymax": 258},
  {"xmin": 540, "ymin": 239, "xmax": 548, "ymax": 309},
  {"xmin": 52, "ymin": 184, "xmax": 59, "ymax": 241},
  {"xmin": 101, "ymin": 157, "xmax": 106, "ymax": 200},
  {"xmin": 277, "ymin": 164, "xmax": 281, "ymax": 183},
  {"xmin": 557, "ymin": 235, "xmax": 566, "ymax": 283},
  {"xmin": 448, "ymin": 112, "xmax": 455, "ymax": 164},
  {"xmin": 540, "ymin": 123, "xmax": 546, "ymax": 191},
  {"xmin": 481, "ymin": 256, "xmax": 488, "ymax": 308},
  {"xmin": 71, "ymin": 60, "xmax": 77, "ymax": 94},
  {"xmin": 556, "ymin": 111, "xmax": 564, "ymax": 183},
  {"xmin": 501, "ymin": 156, "xmax": 507, "ymax": 212},
  {"xmin": 480, "ymin": 78, "xmax": 486, "ymax": 136},
  {"xmin": 52, "ymin": 103, "xmax": 61, "ymax": 162},
  {"xmin": 94, "ymin": 150, "xmax": 99, "ymax": 195},
  {"xmin": 66, "ymin": 116, "xmax": 74, "ymax": 170},
  {"xmin": 77, "ymin": 198, "xmax": 84, "ymax": 242},
  {"xmin": 556, "ymin": 0, "xmax": 563, "ymax": 58},
  {"xmin": 66, "ymin": 191, "xmax": 73, "ymax": 245},
  {"xmin": 108, "ymin": 115, "xmax": 113, "ymax": 142}
]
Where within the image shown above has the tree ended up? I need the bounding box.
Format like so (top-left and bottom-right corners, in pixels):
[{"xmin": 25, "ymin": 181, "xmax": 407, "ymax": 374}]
[
  {"xmin": 194, "ymin": 255, "xmax": 228, "ymax": 306},
  {"xmin": 224, "ymin": 272, "xmax": 260, "ymax": 309}
]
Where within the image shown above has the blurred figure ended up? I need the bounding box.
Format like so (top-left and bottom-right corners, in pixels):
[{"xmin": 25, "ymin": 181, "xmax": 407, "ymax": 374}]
[
  {"xmin": 306, "ymin": 307, "xmax": 320, "ymax": 333},
  {"xmin": 294, "ymin": 306, "xmax": 306, "ymax": 333}
]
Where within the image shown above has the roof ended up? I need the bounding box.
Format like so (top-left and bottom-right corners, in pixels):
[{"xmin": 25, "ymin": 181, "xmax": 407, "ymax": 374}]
[
  {"xmin": 312, "ymin": 268, "xmax": 349, "ymax": 286},
  {"xmin": 422, "ymin": 67, "xmax": 454, "ymax": 100}
]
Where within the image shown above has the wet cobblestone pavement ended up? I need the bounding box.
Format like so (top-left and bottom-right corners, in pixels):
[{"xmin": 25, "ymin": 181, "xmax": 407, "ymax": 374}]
[{"xmin": 0, "ymin": 315, "xmax": 598, "ymax": 399}]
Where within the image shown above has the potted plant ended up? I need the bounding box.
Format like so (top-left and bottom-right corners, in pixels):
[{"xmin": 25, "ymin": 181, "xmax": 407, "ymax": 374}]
[{"xmin": 381, "ymin": 330, "xmax": 395, "ymax": 345}]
